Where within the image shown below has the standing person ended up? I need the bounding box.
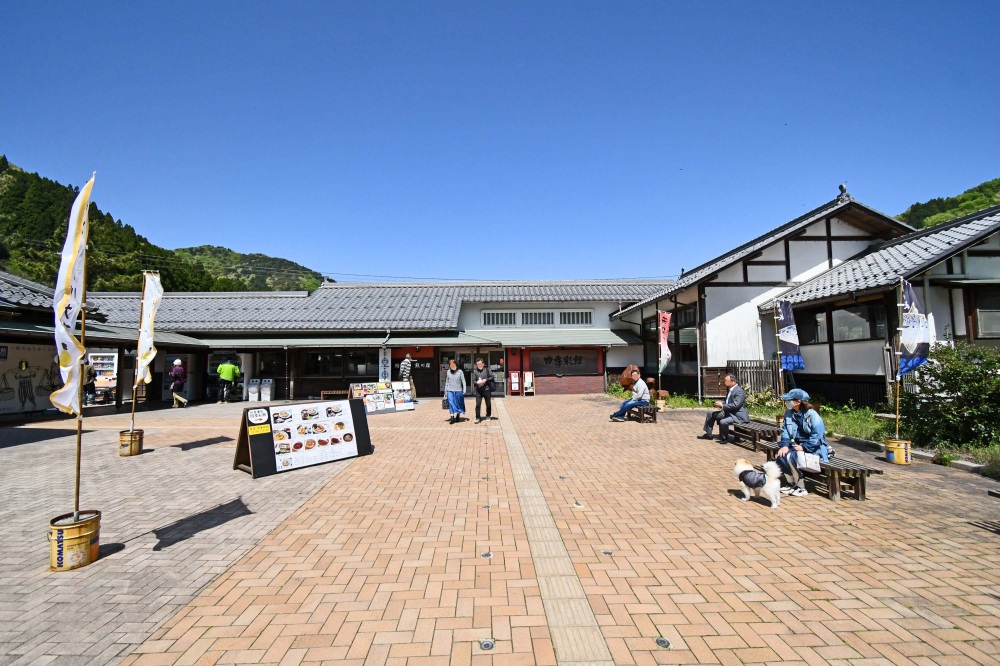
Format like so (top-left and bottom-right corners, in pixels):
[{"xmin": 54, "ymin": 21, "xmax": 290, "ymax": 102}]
[
  {"xmin": 216, "ymin": 356, "xmax": 241, "ymax": 403},
  {"xmin": 444, "ymin": 358, "xmax": 466, "ymax": 424},
  {"xmin": 169, "ymin": 358, "xmax": 188, "ymax": 408},
  {"xmin": 698, "ymin": 373, "xmax": 749, "ymax": 441},
  {"xmin": 399, "ymin": 352, "xmax": 418, "ymax": 402},
  {"xmin": 775, "ymin": 388, "xmax": 829, "ymax": 497},
  {"xmin": 610, "ymin": 368, "xmax": 649, "ymax": 421},
  {"xmin": 471, "ymin": 358, "xmax": 495, "ymax": 423},
  {"xmin": 82, "ymin": 359, "xmax": 97, "ymax": 406}
]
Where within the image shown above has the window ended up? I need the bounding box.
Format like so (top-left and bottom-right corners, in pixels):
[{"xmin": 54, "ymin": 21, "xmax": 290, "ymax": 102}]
[
  {"xmin": 559, "ymin": 311, "xmax": 593, "ymax": 326},
  {"xmin": 977, "ymin": 287, "xmax": 1000, "ymax": 337},
  {"xmin": 798, "ymin": 308, "xmax": 828, "ymax": 345},
  {"xmin": 522, "ymin": 311, "xmax": 554, "ymax": 326},
  {"xmin": 832, "ymin": 304, "xmax": 886, "ymax": 341},
  {"xmin": 483, "ymin": 311, "xmax": 516, "ymax": 327},
  {"xmin": 303, "ymin": 352, "xmax": 343, "ymax": 376},
  {"xmin": 346, "ymin": 350, "xmax": 378, "ymax": 376}
]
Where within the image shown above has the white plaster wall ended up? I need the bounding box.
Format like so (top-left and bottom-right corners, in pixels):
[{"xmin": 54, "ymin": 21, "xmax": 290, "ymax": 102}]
[
  {"xmin": 607, "ymin": 345, "xmax": 643, "ymax": 367},
  {"xmin": 952, "ymin": 289, "xmax": 967, "ymax": 336},
  {"xmin": 921, "ymin": 285, "xmax": 953, "ymax": 340},
  {"xmin": 833, "ymin": 341, "xmax": 886, "ymax": 375},
  {"xmin": 758, "ymin": 243, "xmax": 786, "ymax": 261},
  {"xmin": 798, "ymin": 219, "xmax": 827, "ymax": 236},
  {"xmin": 716, "ymin": 263, "xmax": 743, "ymax": 281},
  {"xmin": 460, "ymin": 301, "xmax": 620, "ymax": 331},
  {"xmin": 788, "ymin": 241, "xmax": 833, "ymax": 282},
  {"xmin": 747, "ymin": 264, "xmax": 786, "ymax": 281},
  {"xmin": 966, "ymin": 255, "xmax": 1000, "ymax": 277},
  {"xmin": 831, "ymin": 239, "xmax": 873, "ymax": 262},
  {"xmin": 800, "ymin": 345, "xmax": 831, "ymax": 373},
  {"xmin": 830, "ymin": 216, "xmax": 870, "ymax": 236},
  {"xmin": 760, "ymin": 314, "xmax": 777, "ymax": 359}
]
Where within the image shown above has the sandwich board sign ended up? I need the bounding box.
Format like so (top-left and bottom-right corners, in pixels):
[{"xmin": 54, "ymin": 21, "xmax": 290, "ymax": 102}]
[{"xmin": 233, "ymin": 398, "xmax": 374, "ymax": 478}]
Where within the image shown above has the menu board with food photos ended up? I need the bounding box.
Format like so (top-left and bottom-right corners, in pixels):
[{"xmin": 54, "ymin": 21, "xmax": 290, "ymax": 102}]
[
  {"xmin": 233, "ymin": 399, "xmax": 373, "ymax": 478},
  {"xmin": 348, "ymin": 382, "xmax": 414, "ymax": 414}
]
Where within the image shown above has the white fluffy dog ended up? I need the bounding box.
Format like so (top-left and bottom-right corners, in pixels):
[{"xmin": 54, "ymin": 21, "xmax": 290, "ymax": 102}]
[{"xmin": 733, "ymin": 458, "xmax": 782, "ymax": 509}]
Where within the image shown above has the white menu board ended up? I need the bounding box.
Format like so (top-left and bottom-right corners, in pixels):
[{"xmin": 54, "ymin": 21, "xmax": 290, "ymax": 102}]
[{"xmin": 269, "ymin": 400, "xmax": 359, "ymax": 473}]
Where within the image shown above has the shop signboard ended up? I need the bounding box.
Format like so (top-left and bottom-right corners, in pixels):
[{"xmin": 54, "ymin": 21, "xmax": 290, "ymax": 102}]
[
  {"xmin": 528, "ymin": 350, "xmax": 599, "ymax": 376},
  {"xmin": 0, "ymin": 343, "xmax": 61, "ymax": 415},
  {"xmin": 378, "ymin": 348, "xmax": 392, "ymax": 382},
  {"xmin": 234, "ymin": 399, "xmax": 374, "ymax": 478}
]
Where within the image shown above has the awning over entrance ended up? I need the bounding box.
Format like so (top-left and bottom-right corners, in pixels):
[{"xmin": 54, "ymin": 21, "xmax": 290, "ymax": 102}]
[
  {"xmin": 198, "ymin": 332, "xmax": 494, "ymax": 349},
  {"xmin": 0, "ymin": 320, "xmax": 205, "ymax": 347}
]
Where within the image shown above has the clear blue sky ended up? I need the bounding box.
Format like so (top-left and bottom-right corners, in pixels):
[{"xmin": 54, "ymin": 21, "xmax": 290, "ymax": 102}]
[{"xmin": 2, "ymin": 1, "xmax": 998, "ymax": 281}]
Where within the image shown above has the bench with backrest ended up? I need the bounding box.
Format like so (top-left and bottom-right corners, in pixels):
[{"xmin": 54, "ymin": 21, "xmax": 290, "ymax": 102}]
[
  {"xmin": 734, "ymin": 419, "xmax": 882, "ymax": 501},
  {"xmin": 627, "ymin": 404, "xmax": 657, "ymax": 423}
]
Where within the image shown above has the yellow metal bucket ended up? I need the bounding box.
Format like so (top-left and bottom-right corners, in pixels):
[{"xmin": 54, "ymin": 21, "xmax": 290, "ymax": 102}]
[
  {"xmin": 49, "ymin": 510, "xmax": 101, "ymax": 571},
  {"xmin": 119, "ymin": 429, "xmax": 143, "ymax": 456},
  {"xmin": 884, "ymin": 438, "xmax": 912, "ymax": 465}
]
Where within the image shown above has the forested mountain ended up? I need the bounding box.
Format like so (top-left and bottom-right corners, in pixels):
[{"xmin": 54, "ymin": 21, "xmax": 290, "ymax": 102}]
[
  {"xmin": 174, "ymin": 245, "xmax": 323, "ymax": 292},
  {"xmin": 898, "ymin": 178, "xmax": 1000, "ymax": 228},
  {"xmin": 0, "ymin": 156, "xmax": 323, "ymax": 292}
]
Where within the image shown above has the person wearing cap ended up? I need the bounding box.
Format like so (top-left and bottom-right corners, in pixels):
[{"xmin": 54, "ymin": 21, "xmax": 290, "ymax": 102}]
[
  {"xmin": 169, "ymin": 358, "xmax": 188, "ymax": 408},
  {"xmin": 775, "ymin": 388, "xmax": 829, "ymax": 497}
]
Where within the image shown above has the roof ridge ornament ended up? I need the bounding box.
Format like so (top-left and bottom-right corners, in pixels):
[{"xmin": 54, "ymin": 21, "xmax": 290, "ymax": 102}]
[{"xmin": 838, "ymin": 183, "xmax": 853, "ymax": 203}]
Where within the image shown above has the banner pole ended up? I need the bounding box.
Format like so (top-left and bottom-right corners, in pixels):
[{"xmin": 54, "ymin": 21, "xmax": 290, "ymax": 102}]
[
  {"xmin": 656, "ymin": 310, "xmax": 661, "ymax": 397},
  {"xmin": 773, "ymin": 300, "xmax": 784, "ymax": 397},
  {"xmin": 130, "ymin": 272, "xmax": 148, "ymax": 433},
  {"xmin": 895, "ymin": 278, "xmax": 903, "ymax": 440},
  {"xmin": 73, "ymin": 244, "xmax": 89, "ymax": 523}
]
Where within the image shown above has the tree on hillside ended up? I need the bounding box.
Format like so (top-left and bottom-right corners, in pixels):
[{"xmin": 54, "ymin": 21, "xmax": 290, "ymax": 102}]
[{"xmin": 899, "ymin": 178, "xmax": 1000, "ymax": 227}]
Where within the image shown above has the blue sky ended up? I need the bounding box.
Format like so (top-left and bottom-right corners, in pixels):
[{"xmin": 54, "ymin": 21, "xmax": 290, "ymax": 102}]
[{"xmin": 2, "ymin": 1, "xmax": 998, "ymax": 281}]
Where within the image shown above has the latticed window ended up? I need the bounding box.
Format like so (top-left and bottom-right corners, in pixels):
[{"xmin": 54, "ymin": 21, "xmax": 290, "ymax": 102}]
[
  {"xmin": 482, "ymin": 311, "xmax": 516, "ymax": 327},
  {"xmin": 522, "ymin": 311, "xmax": 554, "ymax": 326},
  {"xmin": 559, "ymin": 311, "xmax": 593, "ymax": 325}
]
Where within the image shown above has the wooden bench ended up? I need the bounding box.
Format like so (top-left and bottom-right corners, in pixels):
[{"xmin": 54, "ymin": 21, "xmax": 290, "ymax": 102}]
[
  {"xmin": 732, "ymin": 420, "xmax": 781, "ymax": 452},
  {"xmin": 627, "ymin": 405, "xmax": 657, "ymax": 423},
  {"xmin": 320, "ymin": 390, "xmax": 349, "ymax": 400},
  {"xmin": 760, "ymin": 442, "xmax": 883, "ymax": 501},
  {"xmin": 989, "ymin": 489, "xmax": 1000, "ymax": 499}
]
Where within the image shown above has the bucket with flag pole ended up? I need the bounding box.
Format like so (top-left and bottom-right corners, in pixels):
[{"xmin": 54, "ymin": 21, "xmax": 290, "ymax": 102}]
[
  {"xmin": 887, "ymin": 277, "xmax": 930, "ymax": 465},
  {"xmin": 120, "ymin": 271, "xmax": 163, "ymax": 456},
  {"xmin": 47, "ymin": 174, "xmax": 102, "ymax": 571}
]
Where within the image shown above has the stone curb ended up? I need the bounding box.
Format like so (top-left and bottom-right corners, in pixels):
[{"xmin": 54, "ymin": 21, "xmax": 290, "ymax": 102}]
[{"xmin": 832, "ymin": 433, "xmax": 989, "ymax": 477}]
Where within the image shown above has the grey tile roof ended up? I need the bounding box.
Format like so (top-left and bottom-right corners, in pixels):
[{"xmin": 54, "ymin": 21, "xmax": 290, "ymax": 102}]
[
  {"xmin": 0, "ymin": 320, "xmax": 205, "ymax": 347},
  {"xmin": 766, "ymin": 205, "xmax": 1000, "ymax": 310},
  {"xmin": 91, "ymin": 280, "xmax": 672, "ymax": 333},
  {"xmin": 0, "ymin": 270, "xmax": 53, "ymax": 310},
  {"xmin": 614, "ymin": 197, "xmax": 914, "ymax": 319}
]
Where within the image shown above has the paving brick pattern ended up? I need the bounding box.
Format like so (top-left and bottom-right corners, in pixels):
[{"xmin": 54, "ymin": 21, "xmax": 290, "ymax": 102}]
[
  {"xmin": 0, "ymin": 403, "xmax": 352, "ymax": 665},
  {"xmin": 508, "ymin": 396, "xmax": 1000, "ymax": 665},
  {"xmin": 117, "ymin": 403, "xmax": 551, "ymax": 666},
  {"xmin": 3, "ymin": 395, "xmax": 1000, "ymax": 665}
]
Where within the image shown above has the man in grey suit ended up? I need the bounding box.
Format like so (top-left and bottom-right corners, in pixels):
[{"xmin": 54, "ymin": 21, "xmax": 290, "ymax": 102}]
[{"xmin": 698, "ymin": 373, "xmax": 749, "ymax": 441}]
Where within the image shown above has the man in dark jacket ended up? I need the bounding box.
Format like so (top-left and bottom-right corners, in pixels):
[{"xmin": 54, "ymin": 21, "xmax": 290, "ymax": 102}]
[
  {"xmin": 698, "ymin": 373, "xmax": 749, "ymax": 441},
  {"xmin": 471, "ymin": 358, "xmax": 495, "ymax": 423}
]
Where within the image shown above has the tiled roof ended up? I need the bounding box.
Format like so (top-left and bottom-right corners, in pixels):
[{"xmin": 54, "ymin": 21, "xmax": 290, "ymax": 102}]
[
  {"xmin": 613, "ymin": 196, "xmax": 913, "ymax": 319},
  {"xmin": 0, "ymin": 270, "xmax": 53, "ymax": 310},
  {"xmin": 766, "ymin": 205, "xmax": 1000, "ymax": 309},
  {"xmin": 91, "ymin": 280, "xmax": 672, "ymax": 333}
]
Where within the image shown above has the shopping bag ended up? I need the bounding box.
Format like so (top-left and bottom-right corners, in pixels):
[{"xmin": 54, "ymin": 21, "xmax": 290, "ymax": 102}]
[
  {"xmin": 795, "ymin": 451, "xmax": 822, "ymax": 473},
  {"xmin": 442, "ymin": 397, "xmax": 449, "ymax": 410}
]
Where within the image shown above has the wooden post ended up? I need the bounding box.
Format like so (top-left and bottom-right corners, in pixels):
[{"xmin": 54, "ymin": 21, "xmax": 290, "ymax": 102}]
[{"xmin": 895, "ymin": 278, "xmax": 903, "ymax": 440}]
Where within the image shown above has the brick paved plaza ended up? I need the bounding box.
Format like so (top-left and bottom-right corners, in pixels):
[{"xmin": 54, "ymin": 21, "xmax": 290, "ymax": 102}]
[{"xmin": 1, "ymin": 396, "xmax": 999, "ymax": 665}]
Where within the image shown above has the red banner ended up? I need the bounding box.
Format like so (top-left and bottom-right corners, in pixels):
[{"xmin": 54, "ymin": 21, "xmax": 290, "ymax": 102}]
[{"xmin": 658, "ymin": 311, "xmax": 672, "ymax": 373}]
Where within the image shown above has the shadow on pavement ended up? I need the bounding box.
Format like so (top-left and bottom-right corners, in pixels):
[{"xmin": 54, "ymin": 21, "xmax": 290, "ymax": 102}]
[
  {"xmin": 175, "ymin": 436, "xmax": 234, "ymax": 451},
  {"xmin": 969, "ymin": 520, "xmax": 1000, "ymax": 535},
  {"xmin": 152, "ymin": 497, "xmax": 252, "ymax": 551},
  {"xmin": 0, "ymin": 427, "xmax": 86, "ymax": 448},
  {"xmin": 99, "ymin": 542, "xmax": 126, "ymax": 558}
]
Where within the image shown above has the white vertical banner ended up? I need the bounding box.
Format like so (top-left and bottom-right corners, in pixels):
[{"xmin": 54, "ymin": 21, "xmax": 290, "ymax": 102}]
[
  {"xmin": 134, "ymin": 272, "xmax": 164, "ymax": 387},
  {"xmin": 378, "ymin": 347, "xmax": 392, "ymax": 382},
  {"xmin": 50, "ymin": 175, "xmax": 95, "ymax": 415}
]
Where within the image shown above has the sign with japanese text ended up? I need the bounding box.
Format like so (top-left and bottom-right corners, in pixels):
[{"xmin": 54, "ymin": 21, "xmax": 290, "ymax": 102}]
[
  {"xmin": 657, "ymin": 311, "xmax": 672, "ymax": 373},
  {"xmin": 528, "ymin": 350, "xmax": 598, "ymax": 376}
]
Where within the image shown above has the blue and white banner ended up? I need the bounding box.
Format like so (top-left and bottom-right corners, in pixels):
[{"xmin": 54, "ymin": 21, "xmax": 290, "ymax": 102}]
[
  {"xmin": 899, "ymin": 279, "xmax": 930, "ymax": 377},
  {"xmin": 776, "ymin": 300, "xmax": 805, "ymax": 371}
]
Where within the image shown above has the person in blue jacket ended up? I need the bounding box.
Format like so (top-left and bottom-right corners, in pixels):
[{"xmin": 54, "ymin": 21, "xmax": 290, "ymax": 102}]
[{"xmin": 775, "ymin": 388, "xmax": 829, "ymax": 497}]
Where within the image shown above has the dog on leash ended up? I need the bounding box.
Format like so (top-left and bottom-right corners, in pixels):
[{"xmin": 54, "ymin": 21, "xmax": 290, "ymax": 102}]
[{"xmin": 733, "ymin": 458, "xmax": 782, "ymax": 509}]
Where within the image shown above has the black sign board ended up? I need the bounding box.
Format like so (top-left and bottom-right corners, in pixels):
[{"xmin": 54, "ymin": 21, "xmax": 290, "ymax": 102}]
[
  {"xmin": 529, "ymin": 350, "xmax": 599, "ymax": 376},
  {"xmin": 234, "ymin": 398, "xmax": 373, "ymax": 478}
]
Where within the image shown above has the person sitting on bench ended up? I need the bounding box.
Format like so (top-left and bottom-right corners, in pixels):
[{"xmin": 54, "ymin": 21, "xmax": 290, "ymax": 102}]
[
  {"xmin": 610, "ymin": 368, "xmax": 649, "ymax": 422},
  {"xmin": 698, "ymin": 373, "xmax": 748, "ymax": 441},
  {"xmin": 775, "ymin": 388, "xmax": 829, "ymax": 497}
]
